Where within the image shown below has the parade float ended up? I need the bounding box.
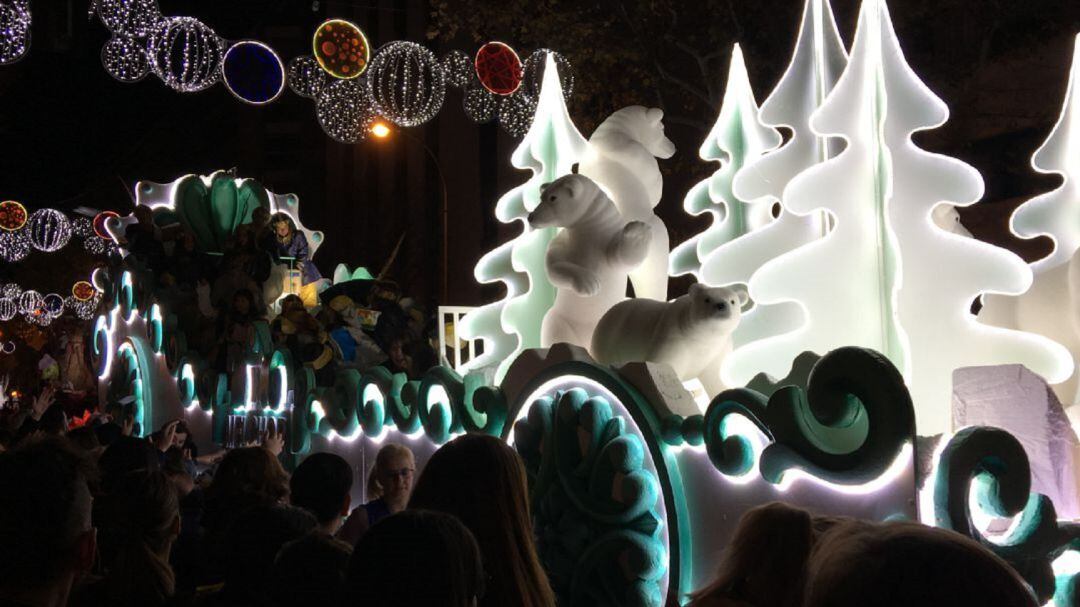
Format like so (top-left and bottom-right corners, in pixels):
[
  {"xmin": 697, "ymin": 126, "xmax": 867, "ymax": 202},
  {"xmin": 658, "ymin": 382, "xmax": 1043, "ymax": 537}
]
[{"xmin": 85, "ymin": 0, "xmax": 1080, "ymax": 604}]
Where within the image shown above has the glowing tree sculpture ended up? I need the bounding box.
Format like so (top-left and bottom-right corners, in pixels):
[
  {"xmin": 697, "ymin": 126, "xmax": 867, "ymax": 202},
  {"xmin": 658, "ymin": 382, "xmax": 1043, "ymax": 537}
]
[
  {"xmin": 459, "ymin": 55, "xmax": 588, "ymax": 381},
  {"xmin": 1011, "ymin": 34, "xmax": 1080, "ymax": 275},
  {"xmin": 728, "ymin": 0, "xmax": 1072, "ymax": 433},
  {"xmin": 669, "ymin": 44, "xmax": 780, "ymax": 280},
  {"xmin": 697, "ymin": 0, "xmax": 847, "ymax": 351}
]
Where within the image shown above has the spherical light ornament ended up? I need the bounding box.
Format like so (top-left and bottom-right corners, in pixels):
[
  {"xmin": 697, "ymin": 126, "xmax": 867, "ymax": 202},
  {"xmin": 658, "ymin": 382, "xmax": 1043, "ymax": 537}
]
[
  {"xmin": 96, "ymin": 0, "xmax": 160, "ymax": 38},
  {"xmin": 72, "ymin": 281, "xmax": 97, "ymax": 302},
  {"xmin": 366, "ymin": 41, "xmax": 446, "ymax": 128},
  {"xmin": 1, "ymin": 342, "xmax": 14, "ymax": 354},
  {"xmin": 0, "ymin": 231, "xmax": 30, "ymax": 262},
  {"xmin": 316, "ymin": 79, "xmax": 375, "ymax": 144},
  {"xmin": 521, "ymin": 49, "xmax": 574, "ymax": 102},
  {"xmin": 0, "ymin": 299, "xmax": 15, "ymax": 321},
  {"xmin": 27, "ymin": 209, "xmax": 71, "ymax": 252},
  {"xmin": 0, "ymin": 201, "xmax": 27, "ymax": 231},
  {"xmin": 312, "ymin": 19, "xmax": 369, "ymax": 79},
  {"xmin": 42, "ymin": 293, "xmax": 64, "ymax": 317},
  {"xmin": 83, "ymin": 236, "xmax": 107, "ymax": 255},
  {"xmin": 102, "ymin": 35, "xmax": 150, "ymax": 82},
  {"xmin": 2, "ymin": 284, "xmax": 19, "ymax": 299},
  {"xmin": 463, "ymin": 86, "xmax": 497, "ymax": 123},
  {"xmin": 17, "ymin": 290, "xmax": 41, "ymax": 315},
  {"xmin": 222, "ymin": 40, "xmax": 285, "ymax": 105},
  {"xmin": 93, "ymin": 211, "xmax": 120, "ymax": 239},
  {"xmin": 498, "ymin": 91, "xmax": 537, "ymax": 137},
  {"xmin": 26, "ymin": 309, "xmax": 51, "ymax": 327},
  {"xmin": 147, "ymin": 17, "xmax": 224, "ymax": 93},
  {"xmin": 0, "ymin": 1, "xmax": 31, "ymax": 66},
  {"xmin": 475, "ymin": 41, "xmax": 523, "ymax": 96},
  {"xmin": 286, "ymin": 55, "xmax": 326, "ymax": 99},
  {"xmin": 442, "ymin": 49, "xmax": 474, "ymax": 89},
  {"xmin": 72, "ymin": 217, "xmax": 94, "ymax": 238}
]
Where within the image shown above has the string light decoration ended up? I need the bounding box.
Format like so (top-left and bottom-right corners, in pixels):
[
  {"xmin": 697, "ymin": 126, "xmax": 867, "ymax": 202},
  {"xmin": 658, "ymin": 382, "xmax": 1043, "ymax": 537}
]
[
  {"xmin": 17, "ymin": 290, "xmax": 40, "ymax": 315},
  {"xmin": 0, "ymin": 231, "xmax": 29, "ymax": 262},
  {"xmin": 497, "ymin": 90, "xmax": 537, "ymax": 137},
  {"xmin": 475, "ymin": 41, "xmax": 523, "ymax": 96},
  {"xmin": 0, "ymin": 201, "xmax": 27, "ymax": 231},
  {"xmin": 94, "ymin": 0, "xmax": 160, "ymax": 39},
  {"xmin": 222, "ymin": 40, "xmax": 285, "ymax": 105},
  {"xmin": 1, "ymin": 341, "xmax": 14, "ymax": 353},
  {"xmin": 366, "ymin": 41, "xmax": 446, "ymax": 128},
  {"xmin": 65, "ymin": 295, "xmax": 101, "ymax": 320},
  {"xmin": 0, "ymin": 0, "xmax": 30, "ymax": 65},
  {"xmin": 2, "ymin": 284, "xmax": 18, "ymax": 299},
  {"xmin": 316, "ymin": 79, "xmax": 376, "ymax": 143},
  {"xmin": 72, "ymin": 217, "xmax": 94, "ymax": 238},
  {"xmin": 463, "ymin": 85, "xmax": 498, "ymax": 123},
  {"xmin": 101, "ymin": 35, "xmax": 150, "ymax": 82},
  {"xmin": 146, "ymin": 16, "xmax": 224, "ymax": 93},
  {"xmin": 287, "ymin": 55, "xmax": 326, "ymax": 99},
  {"xmin": 73, "ymin": 281, "xmax": 96, "ymax": 301},
  {"xmin": 41, "ymin": 293, "xmax": 64, "ymax": 317},
  {"xmin": 93, "ymin": 211, "xmax": 119, "ymax": 239},
  {"xmin": 27, "ymin": 209, "xmax": 71, "ymax": 252},
  {"xmin": 442, "ymin": 49, "xmax": 473, "ymax": 88},
  {"xmin": 521, "ymin": 49, "xmax": 574, "ymax": 102},
  {"xmin": 0, "ymin": 299, "xmax": 14, "ymax": 321},
  {"xmin": 312, "ymin": 18, "xmax": 370, "ymax": 79}
]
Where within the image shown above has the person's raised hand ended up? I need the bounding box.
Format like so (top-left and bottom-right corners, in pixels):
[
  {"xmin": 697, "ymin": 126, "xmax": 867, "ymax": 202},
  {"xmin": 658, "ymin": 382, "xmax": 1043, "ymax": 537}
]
[
  {"xmin": 121, "ymin": 414, "xmax": 135, "ymax": 436},
  {"xmin": 155, "ymin": 419, "xmax": 180, "ymax": 452},
  {"xmin": 30, "ymin": 386, "xmax": 55, "ymax": 421},
  {"xmin": 262, "ymin": 425, "xmax": 284, "ymax": 457}
]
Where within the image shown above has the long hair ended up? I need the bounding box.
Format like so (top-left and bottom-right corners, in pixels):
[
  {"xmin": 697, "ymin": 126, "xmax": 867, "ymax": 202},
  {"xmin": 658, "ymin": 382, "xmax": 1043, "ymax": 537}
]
[
  {"xmin": 408, "ymin": 434, "xmax": 555, "ymax": 607},
  {"xmin": 689, "ymin": 502, "xmax": 814, "ymax": 607},
  {"xmin": 366, "ymin": 443, "xmax": 413, "ymax": 500},
  {"xmin": 97, "ymin": 470, "xmax": 178, "ymax": 606},
  {"xmin": 204, "ymin": 447, "xmax": 289, "ymax": 532}
]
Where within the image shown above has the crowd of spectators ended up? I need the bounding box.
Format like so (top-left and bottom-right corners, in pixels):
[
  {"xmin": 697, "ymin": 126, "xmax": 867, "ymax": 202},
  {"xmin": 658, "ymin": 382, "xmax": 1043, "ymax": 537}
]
[{"xmin": 121, "ymin": 204, "xmax": 440, "ymax": 386}]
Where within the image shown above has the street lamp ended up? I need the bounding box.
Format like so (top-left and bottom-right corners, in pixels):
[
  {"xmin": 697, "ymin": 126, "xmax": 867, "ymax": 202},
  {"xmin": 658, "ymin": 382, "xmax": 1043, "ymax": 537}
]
[{"xmin": 369, "ymin": 121, "xmax": 450, "ymax": 303}]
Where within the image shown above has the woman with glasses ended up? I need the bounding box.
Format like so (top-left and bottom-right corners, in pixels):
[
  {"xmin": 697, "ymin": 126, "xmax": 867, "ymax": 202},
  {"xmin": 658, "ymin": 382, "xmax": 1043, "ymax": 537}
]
[{"xmin": 337, "ymin": 443, "xmax": 415, "ymax": 546}]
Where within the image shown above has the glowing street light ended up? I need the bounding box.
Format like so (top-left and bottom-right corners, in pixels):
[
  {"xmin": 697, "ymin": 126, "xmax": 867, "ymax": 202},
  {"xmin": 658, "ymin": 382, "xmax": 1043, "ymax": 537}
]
[{"xmin": 370, "ymin": 121, "xmax": 391, "ymax": 138}]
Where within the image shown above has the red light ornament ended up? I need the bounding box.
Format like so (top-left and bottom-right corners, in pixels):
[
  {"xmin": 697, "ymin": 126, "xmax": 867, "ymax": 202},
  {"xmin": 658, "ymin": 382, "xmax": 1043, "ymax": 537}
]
[
  {"xmin": 475, "ymin": 42, "xmax": 523, "ymax": 96},
  {"xmin": 93, "ymin": 211, "xmax": 120, "ymax": 239},
  {"xmin": 0, "ymin": 201, "xmax": 27, "ymax": 231}
]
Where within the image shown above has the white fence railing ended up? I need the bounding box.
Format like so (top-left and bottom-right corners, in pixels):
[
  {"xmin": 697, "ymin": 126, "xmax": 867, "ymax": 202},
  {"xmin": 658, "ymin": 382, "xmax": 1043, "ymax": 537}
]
[{"xmin": 437, "ymin": 306, "xmax": 481, "ymax": 371}]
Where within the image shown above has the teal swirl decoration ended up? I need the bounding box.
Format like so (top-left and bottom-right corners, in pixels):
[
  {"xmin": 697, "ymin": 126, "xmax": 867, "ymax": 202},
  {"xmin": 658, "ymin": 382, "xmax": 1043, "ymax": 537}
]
[
  {"xmin": 505, "ymin": 360, "xmax": 688, "ymax": 607},
  {"xmin": 106, "ymin": 337, "xmax": 157, "ymax": 437},
  {"xmin": 933, "ymin": 426, "xmax": 1080, "ymax": 606},
  {"xmin": 418, "ymin": 366, "xmax": 508, "ymax": 443},
  {"xmin": 693, "ymin": 346, "xmax": 915, "ymax": 485},
  {"xmin": 514, "ymin": 387, "xmax": 666, "ymax": 606},
  {"xmin": 356, "ymin": 367, "xmax": 400, "ymax": 438}
]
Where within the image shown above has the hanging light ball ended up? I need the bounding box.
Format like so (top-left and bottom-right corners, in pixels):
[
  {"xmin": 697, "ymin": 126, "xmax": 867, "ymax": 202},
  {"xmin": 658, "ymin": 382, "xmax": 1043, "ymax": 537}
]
[
  {"xmin": 0, "ymin": 201, "xmax": 27, "ymax": 231},
  {"xmin": 498, "ymin": 92, "xmax": 537, "ymax": 137},
  {"xmin": 2, "ymin": 284, "xmax": 19, "ymax": 299},
  {"xmin": 83, "ymin": 236, "xmax": 107, "ymax": 254},
  {"xmin": 474, "ymin": 41, "xmax": 523, "ymax": 96},
  {"xmin": 0, "ymin": 1, "xmax": 31, "ymax": 66},
  {"xmin": 147, "ymin": 16, "xmax": 224, "ymax": 93},
  {"xmin": 17, "ymin": 290, "xmax": 41, "ymax": 315},
  {"xmin": 366, "ymin": 41, "xmax": 446, "ymax": 128},
  {"xmin": 0, "ymin": 231, "xmax": 30, "ymax": 262},
  {"xmin": 72, "ymin": 217, "xmax": 94, "ymax": 238},
  {"xmin": 93, "ymin": 211, "xmax": 120, "ymax": 239},
  {"xmin": 316, "ymin": 79, "xmax": 376, "ymax": 144},
  {"xmin": 222, "ymin": 40, "xmax": 285, "ymax": 105},
  {"xmin": 95, "ymin": 0, "xmax": 160, "ymax": 38},
  {"xmin": 72, "ymin": 281, "xmax": 97, "ymax": 302},
  {"xmin": 0, "ymin": 299, "xmax": 15, "ymax": 321},
  {"xmin": 1, "ymin": 342, "xmax": 14, "ymax": 354},
  {"xmin": 463, "ymin": 86, "xmax": 497, "ymax": 123},
  {"xmin": 27, "ymin": 209, "xmax": 72, "ymax": 252},
  {"xmin": 312, "ymin": 18, "xmax": 370, "ymax": 79},
  {"xmin": 26, "ymin": 309, "xmax": 51, "ymax": 327},
  {"xmin": 286, "ymin": 55, "xmax": 326, "ymax": 99},
  {"xmin": 102, "ymin": 35, "xmax": 150, "ymax": 82},
  {"xmin": 41, "ymin": 293, "xmax": 64, "ymax": 317},
  {"xmin": 441, "ymin": 49, "xmax": 474, "ymax": 89},
  {"xmin": 521, "ymin": 49, "xmax": 574, "ymax": 102}
]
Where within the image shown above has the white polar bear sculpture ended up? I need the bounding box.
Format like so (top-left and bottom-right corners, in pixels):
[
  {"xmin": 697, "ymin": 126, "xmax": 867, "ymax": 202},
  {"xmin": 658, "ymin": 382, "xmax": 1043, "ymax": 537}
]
[
  {"xmin": 580, "ymin": 106, "xmax": 676, "ymax": 301},
  {"xmin": 591, "ymin": 283, "xmax": 746, "ymax": 397},
  {"xmin": 530, "ymin": 174, "xmax": 652, "ymax": 349}
]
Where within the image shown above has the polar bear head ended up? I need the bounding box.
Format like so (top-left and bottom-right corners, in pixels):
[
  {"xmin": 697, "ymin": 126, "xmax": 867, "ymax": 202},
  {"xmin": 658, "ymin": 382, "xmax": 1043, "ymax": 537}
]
[
  {"xmin": 687, "ymin": 283, "xmax": 747, "ymax": 330},
  {"xmin": 594, "ymin": 106, "xmax": 676, "ymax": 160},
  {"xmin": 528, "ymin": 174, "xmax": 612, "ymax": 229}
]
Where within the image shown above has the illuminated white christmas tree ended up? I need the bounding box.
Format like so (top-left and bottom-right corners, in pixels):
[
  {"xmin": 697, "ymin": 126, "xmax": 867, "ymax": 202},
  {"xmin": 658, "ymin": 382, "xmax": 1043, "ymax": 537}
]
[
  {"xmin": 458, "ymin": 55, "xmax": 588, "ymax": 381},
  {"xmin": 1010, "ymin": 34, "xmax": 1080, "ymax": 275},
  {"xmin": 730, "ymin": 0, "xmax": 1072, "ymax": 433},
  {"xmin": 699, "ymin": 0, "xmax": 847, "ymax": 353},
  {"xmin": 669, "ymin": 44, "xmax": 780, "ymax": 280}
]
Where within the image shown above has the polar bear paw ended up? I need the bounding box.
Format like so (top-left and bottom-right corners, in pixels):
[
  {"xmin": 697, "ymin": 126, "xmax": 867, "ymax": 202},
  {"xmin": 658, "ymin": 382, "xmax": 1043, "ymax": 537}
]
[
  {"xmin": 571, "ymin": 271, "xmax": 602, "ymax": 297},
  {"xmin": 613, "ymin": 221, "xmax": 652, "ymax": 267}
]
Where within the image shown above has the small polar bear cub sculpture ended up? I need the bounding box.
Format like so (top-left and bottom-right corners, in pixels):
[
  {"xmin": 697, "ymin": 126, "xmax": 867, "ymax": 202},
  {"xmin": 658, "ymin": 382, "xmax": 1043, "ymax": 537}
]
[
  {"xmin": 529, "ymin": 173, "xmax": 651, "ymax": 349},
  {"xmin": 591, "ymin": 283, "xmax": 747, "ymax": 397}
]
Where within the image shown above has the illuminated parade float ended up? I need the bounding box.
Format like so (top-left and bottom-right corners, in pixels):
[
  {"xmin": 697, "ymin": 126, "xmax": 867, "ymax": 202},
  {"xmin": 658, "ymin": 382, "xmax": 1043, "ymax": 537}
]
[{"xmin": 62, "ymin": 0, "xmax": 1080, "ymax": 604}]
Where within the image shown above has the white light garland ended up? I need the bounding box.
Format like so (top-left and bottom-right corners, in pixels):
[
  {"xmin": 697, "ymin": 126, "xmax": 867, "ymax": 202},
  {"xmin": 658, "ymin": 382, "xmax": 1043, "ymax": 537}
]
[
  {"xmin": 441, "ymin": 49, "xmax": 474, "ymax": 89},
  {"xmin": 316, "ymin": 79, "xmax": 375, "ymax": 144},
  {"xmin": 0, "ymin": 230, "xmax": 30, "ymax": 262},
  {"xmin": 147, "ymin": 16, "xmax": 224, "ymax": 93},
  {"xmin": 0, "ymin": 0, "xmax": 31, "ymax": 65},
  {"xmin": 366, "ymin": 41, "xmax": 446, "ymax": 128},
  {"xmin": 27, "ymin": 209, "xmax": 71, "ymax": 252},
  {"xmin": 95, "ymin": 0, "xmax": 160, "ymax": 39},
  {"xmin": 0, "ymin": 298, "xmax": 15, "ymax": 321},
  {"xmin": 463, "ymin": 85, "xmax": 498, "ymax": 123},
  {"xmin": 102, "ymin": 35, "xmax": 150, "ymax": 82},
  {"xmin": 521, "ymin": 49, "xmax": 574, "ymax": 102},
  {"xmin": 72, "ymin": 217, "xmax": 94, "ymax": 238},
  {"xmin": 41, "ymin": 293, "xmax": 64, "ymax": 317},
  {"xmin": 497, "ymin": 92, "xmax": 536, "ymax": 137},
  {"xmin": 287, "ymin": 55, "xmax": 326, "ymax": 99},
  {"xmin": 17, "ymin": 290, "xmax": 40, "ymax": 315}
]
